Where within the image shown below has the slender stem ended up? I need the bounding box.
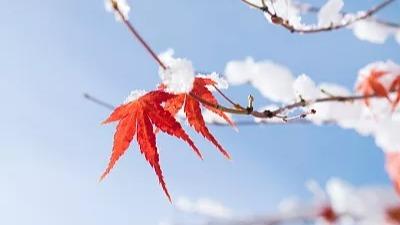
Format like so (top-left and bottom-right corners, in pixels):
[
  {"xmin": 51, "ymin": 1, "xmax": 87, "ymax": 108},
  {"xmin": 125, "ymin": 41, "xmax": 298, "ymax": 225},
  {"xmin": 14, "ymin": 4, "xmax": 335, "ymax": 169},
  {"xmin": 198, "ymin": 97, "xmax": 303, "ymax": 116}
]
[
  {"xmin": 241, "ymin": 0, "xmax": 263, "ymax": 9},
  {"xmin": 84, "ymin": 93, "xmax": 115, "ymax": 110},
  {"xmin": 189, "ymin": 93, "xmax": 248, "ymax": 114},
  {"xmin": 212, "ymin": 84, "xmax": 245, "ymax": 109},
  {"xmin": 86, "ymin": 88, "xmax": 400, "ymax": 121},
  {"xmin": 115, "ymin": 8, "xmax": 167, "ymax": 69}
]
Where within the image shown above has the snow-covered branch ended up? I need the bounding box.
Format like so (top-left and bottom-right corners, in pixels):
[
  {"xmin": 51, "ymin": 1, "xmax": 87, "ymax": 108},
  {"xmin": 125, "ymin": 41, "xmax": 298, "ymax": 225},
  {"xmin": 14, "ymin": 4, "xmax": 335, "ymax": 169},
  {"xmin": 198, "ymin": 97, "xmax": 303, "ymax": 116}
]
[
  {"xmin": 241, "ymin": 0, "xmax": 400, "ymax": 44},
  {"xmin": 100, "ymin": 0, "xmax": 400, "ymax": 201},
  {"xmin": 166, "ymin": 179, "xmax": 400, "ymax": 225}
]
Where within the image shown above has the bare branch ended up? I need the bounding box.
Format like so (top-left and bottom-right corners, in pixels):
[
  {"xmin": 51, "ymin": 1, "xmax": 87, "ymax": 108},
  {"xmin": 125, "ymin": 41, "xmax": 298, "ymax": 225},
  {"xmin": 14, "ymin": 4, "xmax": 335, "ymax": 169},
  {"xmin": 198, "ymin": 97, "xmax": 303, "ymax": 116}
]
[{"xmin": 83, "ymin": 93, "xmax": 114, "ymax": 110}]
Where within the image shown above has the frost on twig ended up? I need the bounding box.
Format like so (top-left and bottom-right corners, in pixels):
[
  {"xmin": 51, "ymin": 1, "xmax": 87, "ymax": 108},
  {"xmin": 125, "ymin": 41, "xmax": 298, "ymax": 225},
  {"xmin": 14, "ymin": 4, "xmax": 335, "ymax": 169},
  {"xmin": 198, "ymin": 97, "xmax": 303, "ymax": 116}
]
[
  {"xmin": 241, "ymin": 0, "xmax": 400, "ymax": 44},
  {"xmin": 224, "ymin": 58, "xmax": 400, "ymax": 155},
  {"xmin": 184, "ymin": 178, "xmax": 400, "ymax": 225}
]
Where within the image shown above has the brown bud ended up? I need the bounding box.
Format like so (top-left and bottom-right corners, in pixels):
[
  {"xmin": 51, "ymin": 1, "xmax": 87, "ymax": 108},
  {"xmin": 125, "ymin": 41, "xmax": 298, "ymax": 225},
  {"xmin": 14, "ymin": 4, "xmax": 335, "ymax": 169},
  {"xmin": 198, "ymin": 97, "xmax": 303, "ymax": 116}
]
[{"xmin": 271, "ymin": 15, "xmax": 284, "ymax": 25}]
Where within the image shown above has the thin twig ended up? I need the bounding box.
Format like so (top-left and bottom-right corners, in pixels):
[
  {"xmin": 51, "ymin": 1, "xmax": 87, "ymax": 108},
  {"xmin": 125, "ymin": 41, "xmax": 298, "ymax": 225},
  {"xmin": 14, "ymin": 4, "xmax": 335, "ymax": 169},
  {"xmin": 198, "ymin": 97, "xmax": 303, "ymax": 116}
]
[
  {"xmin": 212, "ymin": 84, "xmax": 246, "ymax": 110},
  {"xmin": 115, "ymin": 5, "xmax": 167, "ymax": 69},
  {"xmin": 84, "ymin": 88, "xmax": 399, "ymax": 120},
  {"xmin": 84, "ymin": 93, "xmax": 115, "ymax": 110},
  {"xmin": 83, "ymin": 93, "xmax": 311, "ymax": 126}
]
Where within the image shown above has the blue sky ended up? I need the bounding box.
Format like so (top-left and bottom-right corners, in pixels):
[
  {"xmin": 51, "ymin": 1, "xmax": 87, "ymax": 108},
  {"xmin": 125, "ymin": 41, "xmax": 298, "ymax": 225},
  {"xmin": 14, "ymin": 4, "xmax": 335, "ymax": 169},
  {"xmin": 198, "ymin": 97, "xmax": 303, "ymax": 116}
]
[{"xmin": 0, "ymin": 0, "xmax": 399, "ymax": 224}]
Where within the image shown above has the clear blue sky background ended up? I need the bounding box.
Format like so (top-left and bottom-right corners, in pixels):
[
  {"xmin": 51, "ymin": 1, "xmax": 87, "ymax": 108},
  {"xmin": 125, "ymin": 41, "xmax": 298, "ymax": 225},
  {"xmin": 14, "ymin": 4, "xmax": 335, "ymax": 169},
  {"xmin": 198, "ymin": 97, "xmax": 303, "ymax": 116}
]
[{"xmin": 0, "ymin": 0, "xmax": 399, "ymax": 224}]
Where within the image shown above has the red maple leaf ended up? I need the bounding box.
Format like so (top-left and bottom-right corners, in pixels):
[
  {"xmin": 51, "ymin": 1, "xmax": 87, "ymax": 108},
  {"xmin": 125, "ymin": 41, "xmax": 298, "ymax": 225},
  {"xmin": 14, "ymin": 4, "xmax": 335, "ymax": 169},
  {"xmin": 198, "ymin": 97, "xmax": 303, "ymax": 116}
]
[
  {"xmin": 163, "ymin": 77, "xmax": 235, "ymax": 159},
  {"xmin": 390, "ymin": 76, "xmax": 400, "ymax": 110},
  {"xmin": 356, "ymin": 70, "xmax": 391, "ymax": 106},
  {"xmin": 101, "ymin": 90, "xmax": 202, "ymax": 201},
  {"xmin": 385, "ymin": 152, "xmax": 400, "ymax": 195}
]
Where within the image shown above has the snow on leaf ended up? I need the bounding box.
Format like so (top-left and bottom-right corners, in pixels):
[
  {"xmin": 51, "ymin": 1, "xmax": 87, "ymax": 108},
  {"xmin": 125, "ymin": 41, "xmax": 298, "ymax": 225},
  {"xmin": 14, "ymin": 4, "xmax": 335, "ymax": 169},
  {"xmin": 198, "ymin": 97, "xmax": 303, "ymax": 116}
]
[
  {"xmin": 158, "ymin": 49, "xmax": 195, "ymax": 94},
  {"xmin": 326, "ymin": 178, "xmax": 399, "ymax": 222},
  {"xmin": 101, "ymin": 90, "xmax": 202, "ymax": 200},
  {"xmin": 197, "ymin": 72, "xmax": 229, "ymax": 90},
  {"xmin": 356, "ymin": 70, "xmax": 390, "ymax": 106},
  {"xmin": 124, "ymin": 90, "xmax": 146, "ymax": 104},
  {"xmin": 356, "ymin": 61, "xmax": 400, "ymax": 107}
]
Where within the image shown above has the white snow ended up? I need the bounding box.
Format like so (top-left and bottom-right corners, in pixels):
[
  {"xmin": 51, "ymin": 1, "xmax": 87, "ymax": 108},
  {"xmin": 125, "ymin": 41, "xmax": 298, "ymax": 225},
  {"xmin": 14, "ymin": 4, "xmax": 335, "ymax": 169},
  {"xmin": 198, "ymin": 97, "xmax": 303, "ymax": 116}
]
[
  {"xmin": 175, "ymin": 196, "xmax": 233, "ymax": 219},
  {"xmin": 293, "ymin": 74, "xmax": 320, "ymax": 100},
  {"xmin": 263, "ymin": 0, "xmax": 308, "ymax": 30},
  {"xmin": 306, "ymin": 83, "xmax": 362, "ymax": 126},
  {"xmin": 276, "ymin": 178, "xmax": 400, "ymax": 225},
  {"xmin": 318, "ymin": 61, "xmax": 400, "ymax": 152},
  {"xmin": 356, "ymin": 60, "xmax": 400, "ymax": 94},
  {"xmin": 124, "ymin": 89, "xmax": 146, "ymax": 104},
  {"xmin": 225, "ymin": 57, "xmax": 295, "ymax": 103},
  {"xmin": 225, "ymin": 57, "xmax": 400, "ymax": 152},
  {"xmin": 352, "ymin": 20, "xmax": 398, "ymax": 44},
  {"xmin": 326, "ymin": 178, "xmax": 399, "ymax": 225},
  {"xmin": 197, "ymin": 72, "xmax": 229, "ymax": 90},
  {"xmin": 202, "ymin": 109, "xmax": 233, "ymax": 125},
  {"xmin": 244, "ymin": 0, "xmax": 400, "ymax": 45},
  {"xmin": 375, "ymin": 119, "xmax": 400, "ymax": 152},
  {"xmin": 105, "ymin": 0, "xmax": 131, "ymax": 22},
  {"xmin": 318, "ymin": 0, "xmax": 344, "ymax": 27},
  {"xmin": 278, "ymin": 197, "xmax": 304, "ymax": 215},
  {"xmin": 158, "ymin": 49, "xmax": 195, "ymax": 94}
]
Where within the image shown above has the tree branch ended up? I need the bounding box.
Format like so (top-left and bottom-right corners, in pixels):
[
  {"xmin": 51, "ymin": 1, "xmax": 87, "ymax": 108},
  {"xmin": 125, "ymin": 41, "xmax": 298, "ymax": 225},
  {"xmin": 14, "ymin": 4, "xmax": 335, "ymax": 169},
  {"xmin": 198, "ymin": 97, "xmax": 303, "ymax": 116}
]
[
  {"xmin": 105, "ymin": 1, "xmax": 398, "ymax": 126},
  {"xmin": 113, "ymin": 2, "xmax": 167, "ymax": 69},
  {"xmin": 295, "ymin": 2, "xmax": 400, "ymax": 29},
  {"xmin": 84, "ymin": 88, "xmax": 398, "ymax": 126},
  {"xmin": 241, "ymin": 0, "xmax": 398, "ymax": 34}
]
